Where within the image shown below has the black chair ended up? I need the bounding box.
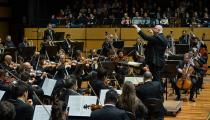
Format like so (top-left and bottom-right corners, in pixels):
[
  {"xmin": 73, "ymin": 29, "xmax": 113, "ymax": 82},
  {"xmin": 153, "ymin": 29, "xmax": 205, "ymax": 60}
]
[{"xmin": 143, "ymin": 98, "xmax": 163, "ymax": 120}]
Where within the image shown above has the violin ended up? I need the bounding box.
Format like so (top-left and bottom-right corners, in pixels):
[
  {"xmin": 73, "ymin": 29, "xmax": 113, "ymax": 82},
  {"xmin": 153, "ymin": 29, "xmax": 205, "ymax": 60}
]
[{"xmin": 83, "ymin": 104, "xmax": 103, "ymax": 111}]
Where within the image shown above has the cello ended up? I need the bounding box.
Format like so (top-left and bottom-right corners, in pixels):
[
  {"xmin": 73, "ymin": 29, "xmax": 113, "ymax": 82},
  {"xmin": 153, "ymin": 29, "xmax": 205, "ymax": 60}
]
[{"xmin": 176, "ymin": 59, "xmax": 193, "ymax": 90}]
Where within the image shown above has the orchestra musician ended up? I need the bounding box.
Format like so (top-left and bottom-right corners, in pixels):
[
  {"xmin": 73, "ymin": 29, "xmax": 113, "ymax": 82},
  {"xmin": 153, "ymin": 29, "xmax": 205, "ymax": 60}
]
[
  {"xmin": 133, "ymin": 24, "xmax": 168, "ymax": 83},
  {"xmin": 136, "ymin": 71, "xmax": 164, "ymax": 120},
  {"xmin": 173, "ymin": 53, "xmax": 197, "ymax": 102},
  {"xmin": 90, "ymin": 68, "xmax": 109, "ymax": 96},
  {"xmin": 0, "ymin": 55, "xmax": 19, "ymax": 73},
  {"xmin": 53, "ymin": 76, "xmax": 80, "ymax": 105},
  {"xmin": 115, "ymin": 50, "xmax": 128, "ymax": 86},
  {"xmin": 54, "ymin": 54, "xmax": 71, "ymax": 83},
  {"xmin": 4, "ymin": 35, "xmax": 15, "ymax": 48},
  {"xmin": 102, "ymin": 34, "xmax": 116, "ymax": 57},
  {"xmin": 18, "ymin": 37, "xmax": 30, "ymax": 48},
  {"xmin": 74, "ymin": 50, "xmax": 85, "ymax": 62},
  {"xmin": 133, "ymin": 38, "xmax": 145, "ymax": 62},
  {"xmin": 43, "ymin": 23, "xmax": 55, "ymax": 40},
  {"xmin": 91, "ymin": 89, "xmax": 130, "ymax": 120},
  {"xmin": 62, "ymin": 34, "xmax": 75, "ymax": 55}
]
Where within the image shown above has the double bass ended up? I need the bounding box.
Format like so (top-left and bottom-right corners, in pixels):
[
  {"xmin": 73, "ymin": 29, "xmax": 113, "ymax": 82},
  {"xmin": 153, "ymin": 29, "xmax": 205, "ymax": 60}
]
[{"xmin": 176, "ymin": 60, "xmax": 193, "ymax": 90}]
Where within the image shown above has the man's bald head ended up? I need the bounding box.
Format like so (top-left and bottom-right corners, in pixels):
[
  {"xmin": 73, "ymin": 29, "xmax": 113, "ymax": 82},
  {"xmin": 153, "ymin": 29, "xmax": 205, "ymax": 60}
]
[{"xmin": 153, "ymin": 25, "xmax": 163, "ymax": 34}]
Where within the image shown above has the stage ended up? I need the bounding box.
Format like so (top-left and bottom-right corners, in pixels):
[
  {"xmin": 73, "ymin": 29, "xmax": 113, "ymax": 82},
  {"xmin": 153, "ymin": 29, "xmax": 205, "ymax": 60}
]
[{"xmin": 165, "ymin": 74, "xmax": 210, "ymax": 120}]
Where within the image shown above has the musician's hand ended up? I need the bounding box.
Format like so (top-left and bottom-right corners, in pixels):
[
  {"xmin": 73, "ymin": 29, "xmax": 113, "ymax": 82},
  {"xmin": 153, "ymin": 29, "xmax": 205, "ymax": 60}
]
[
  {"xmin": 178, "ymin": 68, "xmax": 183, "ymax": 73},
  {"xmin": 148, "ymin": 29, "xmax": 153, "ymax": 34},
  {"xmin": 132, "ymin": 24, "xmax": 141, "ymax": 32},
  {"xmin": 65, "ymin": 64, "xmax": 71, "ymax": 68},
  {"xmin": 27, "ymin": 99, "xmax": 33, "ymax": 106}
]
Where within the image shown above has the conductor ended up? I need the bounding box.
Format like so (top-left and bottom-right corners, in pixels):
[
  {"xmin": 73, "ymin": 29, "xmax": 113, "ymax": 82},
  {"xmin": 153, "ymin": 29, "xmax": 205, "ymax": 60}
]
[{"xmin": 133, "ymin": 25, "xmax": 168, "ymax": 83}]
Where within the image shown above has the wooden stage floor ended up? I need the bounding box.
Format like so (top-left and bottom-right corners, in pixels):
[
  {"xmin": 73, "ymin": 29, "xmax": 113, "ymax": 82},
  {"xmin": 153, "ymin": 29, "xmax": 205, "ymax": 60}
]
[{"xmin": 165, "ymin": 75, "xmax": 210, "ymax": 120}]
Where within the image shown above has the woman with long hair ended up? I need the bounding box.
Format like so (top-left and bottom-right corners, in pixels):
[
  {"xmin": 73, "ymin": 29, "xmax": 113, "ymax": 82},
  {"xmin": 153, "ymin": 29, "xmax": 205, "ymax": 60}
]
[{"xmin": 117, "ymin": 81, "xmax": 148, "ymax": 120}]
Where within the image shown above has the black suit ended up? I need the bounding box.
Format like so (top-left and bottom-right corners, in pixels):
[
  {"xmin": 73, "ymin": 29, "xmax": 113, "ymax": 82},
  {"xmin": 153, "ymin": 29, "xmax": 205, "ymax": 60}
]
[
  {"xmin": 136, "ymin": 81, "xmax": 164, "ymax": 120},
  {"xmin": 91, "ymin": 105, "xmax": 130, "ymax": 120},
  {"xmin": 102, "ymin": 41, "xmax": 111, "ymax": 56},
  {"xmin": 174, "ymin": 61, "xmax": 197, "ymax": 100},
  {"xmin": 43, "ymin": 29, "xmax": 55, "ymax": 40},
  {"xmin": 136, "ymin": 81, "xmax": 164, "ymax": 102},
  {"xmin": 13, "ymin": 99, "xmax": 34, "ymax": 120},
  {"xmin": 90, "ymin": 79, "xmax": 108, "ymax": 96},
  {"xmin": 4, "ymin": 41, "xmax": 15, "ymax": 48},
  {"xmin": 62, "ymin": 39, "xmax": 71, "ymax": 54},
  {"xmin": 138, "ymin": 31, "xmax": 167, "ymax": 82},
  {"xmin": 0, "ymin": 80, "xmax": 12, "ymax": 100},
  {"xmin": 18, "ymin": 42, "xmax": 29, "ymax": 48}
]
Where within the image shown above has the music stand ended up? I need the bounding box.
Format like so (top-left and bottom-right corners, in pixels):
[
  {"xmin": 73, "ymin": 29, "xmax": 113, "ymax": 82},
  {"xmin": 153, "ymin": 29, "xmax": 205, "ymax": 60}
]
[
  {"xmin": 18, "ymin": 46, "xmax": 36, "ymax": 60},
  {"xmin": 4, "ymin": 47, "xmax": 17, "ymax": 61},
  {"xmin": 123, "ymin": 47, "xmax": 135, "ymax": 56},
  {"xmin": 113, "ymin": 41, "xmax": 124, "ymax": 49},
  {"xmin": 161, "ymin": 60, "xmax": 179, "ymax": 100},
  {"xmin": 71, "ymin": 42, "xmax": 84, "ymax": 51},
  {"xmin": 167, "ymin": 55, "xmax": 184, "ymax": 60},
  {"xmin": 45, "ymin": 46, "xmax": 58, "ymax": 59},
  {"xmin": 99, "ymin": 61, "xmax": 117, "ymax": 74},
  {"xmin": 175, "ymin": 44, "xmax": 190, "ymax": 54},
  {"xmin": 54, "ymin": 32, "xmax": 65, "ymax": 41},
  {"xmin": 99, "ymin": 61, "xmax": 120, "ymax": 88}
]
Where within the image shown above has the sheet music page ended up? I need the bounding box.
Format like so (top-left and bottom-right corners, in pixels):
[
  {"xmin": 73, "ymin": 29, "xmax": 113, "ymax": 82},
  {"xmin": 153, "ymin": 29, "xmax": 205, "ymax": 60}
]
[
  {"xmin": 68, "ymin": 96, "xmax": 97, "ymax": 116},
  {"xmin": 33, "ymin": 105, "xmax": 52, "ymax": 120},
  {"xmin": 0, "ymin": 90, "xmax": 5, "ymax": 101},
  {"xmin": 42, "ymin": 78, "xmax": 56, "ymax": 96},
  {"xmin": 99, "ymin": 89, "xmax": 122, "ymax": 106},
  {"xmin": 68, "ymin": 96, "xmax": 83, "ymax": 116},
  {"xmin": 125, "ymin": 77, "xmax": 144, "ymax": 85}
]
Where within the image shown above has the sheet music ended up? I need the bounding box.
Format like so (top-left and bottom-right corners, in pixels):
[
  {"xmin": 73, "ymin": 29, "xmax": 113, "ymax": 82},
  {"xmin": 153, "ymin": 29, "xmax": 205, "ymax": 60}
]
[
  {"xmin": 124, "ymin": 77, "xmax": 144, "ymax": 85},
  {"xmin": 33, "ymin": 105, "xmax": 52, "ymax": 120},
  {"xmin": 42, "ymin": 78, "xmax": 56, "ymax": 96},
  {"xmin": 68, "ymin": 96, "xmax": 97, "ymax": 116},
  {"xmin": 99, "ymin": 89, "xmax": 122, "ymax": 106},
  {"xmin": 0, "ymin": 90, "xmax": 5, "ymax": 101}
]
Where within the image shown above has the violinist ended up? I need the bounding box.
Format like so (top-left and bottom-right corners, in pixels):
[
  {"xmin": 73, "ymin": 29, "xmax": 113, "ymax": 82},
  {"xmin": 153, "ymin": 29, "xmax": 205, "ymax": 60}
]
[
  {"xmin": 62, "ymin": 34, "xmax": 75, "ymax": 55},
  {"xmin": 89, "ymin": 49, "xmax": 99, "ymax": 70},
  {"xmin": 89, "ymin": 49, "xmax": 99, "ymax": 60},
  {"xmin": 74, "ymin": 50, "xmax": 85, "ymax": 63},
  {"xmin": 133, "ymin": 38, "xmax": 145, "ymax": 62},
  {"xmin": 90, "ymin": 68, "xmax": 109, "ymax": 96},
  {"xmin": 102, "ymin": 34, "xmax": 116, "ymax": 57},
  {"xmin": 115, "ymin": 50, "xmax": 128, "ymax": 85},
  {"xmin": 174, "ymin": 53, "xmax": 197, "ymax": 102},
  {"xmin": 54, "ymin": 54, "xmax": 71, "ymax": 82},
  {"xmin": 91, "ymin": 89, "xmax": 130, "ymax": 120},
  {"xmin": 53, "ymin": 76, "xmax": 80, "ymax": 104},
  {"xmin": 0, "ymin": 55, "xmax": 19, "ymax": 77},
  {"xmin": 0, "ymin": 69, "xmax": 12, "ymax": 100}
]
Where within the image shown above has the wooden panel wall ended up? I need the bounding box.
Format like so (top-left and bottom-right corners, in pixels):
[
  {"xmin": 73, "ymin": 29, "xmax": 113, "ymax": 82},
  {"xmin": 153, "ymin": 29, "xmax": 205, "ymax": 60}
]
[{"xmin": 24, "ymin": 27, "xmax": 210, "ymax": 66}]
